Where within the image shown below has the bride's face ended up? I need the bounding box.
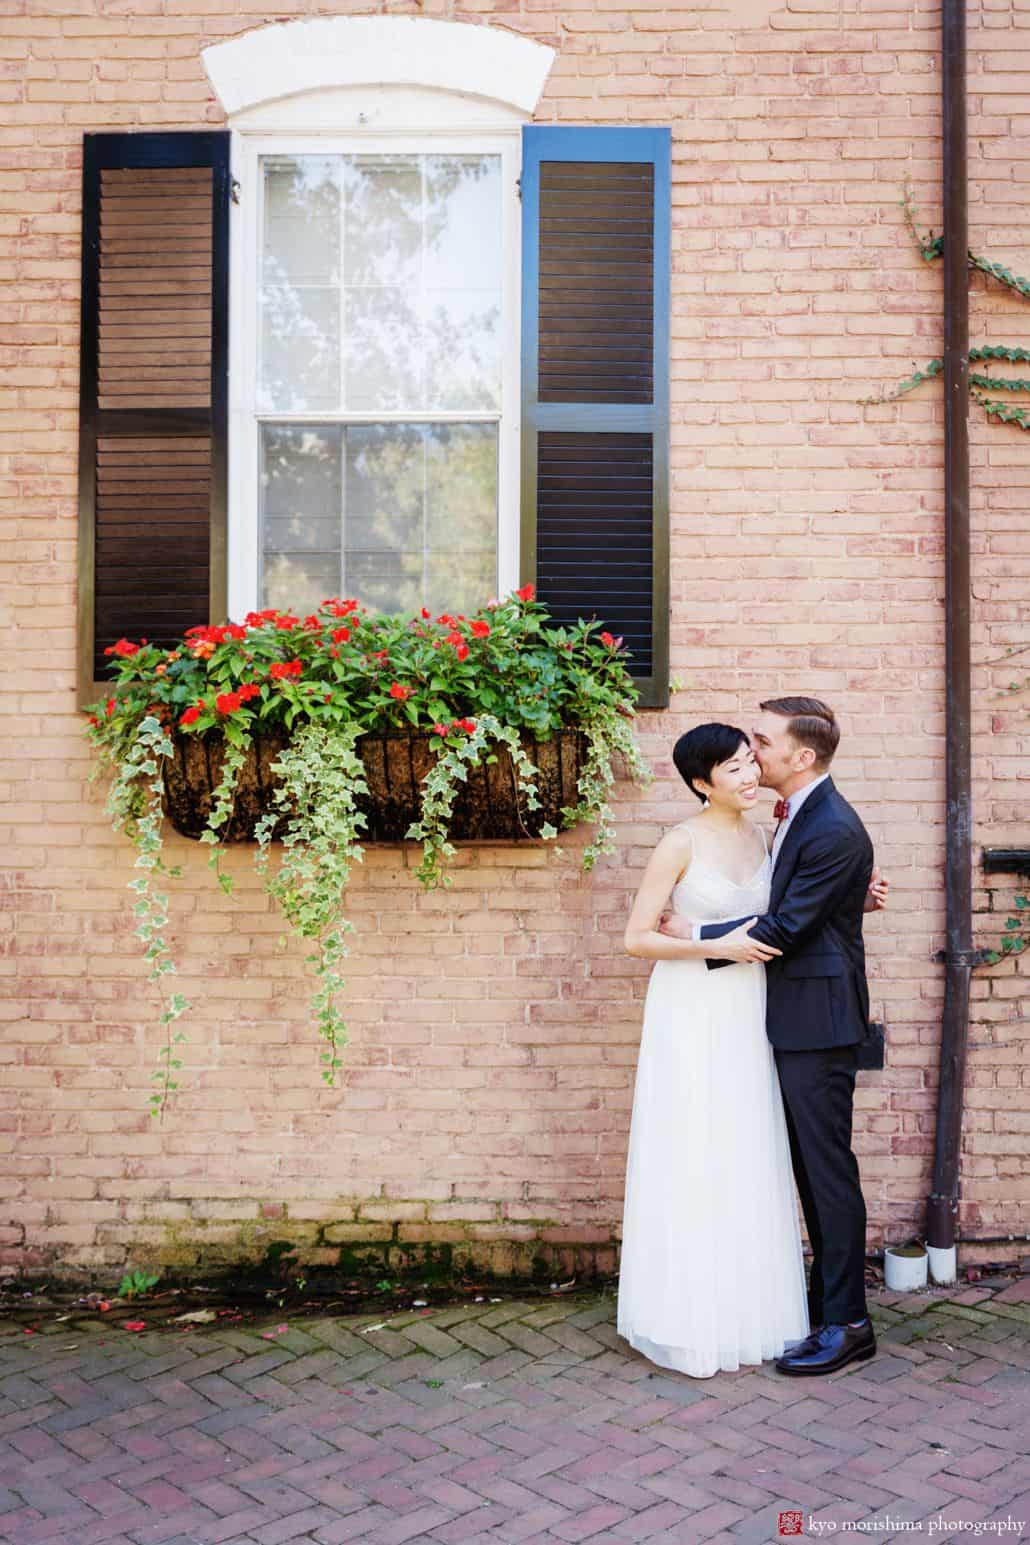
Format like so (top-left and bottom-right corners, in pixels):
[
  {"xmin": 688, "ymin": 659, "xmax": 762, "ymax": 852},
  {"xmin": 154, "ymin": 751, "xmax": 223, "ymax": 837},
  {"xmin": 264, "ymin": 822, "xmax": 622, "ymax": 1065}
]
[{"xmin": 701, "ymin": 740, "xmax": 760, "ymax": 813}]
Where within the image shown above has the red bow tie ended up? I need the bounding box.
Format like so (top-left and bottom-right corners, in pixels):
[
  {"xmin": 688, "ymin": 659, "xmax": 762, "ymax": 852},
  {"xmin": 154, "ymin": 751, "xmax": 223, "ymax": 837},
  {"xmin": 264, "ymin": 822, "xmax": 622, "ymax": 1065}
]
[{"xmin": 773, "ymin": 799, "xmax": 790, "ymax": 821}]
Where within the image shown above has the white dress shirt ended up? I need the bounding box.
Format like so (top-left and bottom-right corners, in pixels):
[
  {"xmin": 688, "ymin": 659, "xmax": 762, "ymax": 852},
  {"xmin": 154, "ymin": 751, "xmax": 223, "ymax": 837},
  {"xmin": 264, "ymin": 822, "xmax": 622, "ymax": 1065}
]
[{"xmin": 770, "ymin": 772, "xmax": 830, "ymax": 871}]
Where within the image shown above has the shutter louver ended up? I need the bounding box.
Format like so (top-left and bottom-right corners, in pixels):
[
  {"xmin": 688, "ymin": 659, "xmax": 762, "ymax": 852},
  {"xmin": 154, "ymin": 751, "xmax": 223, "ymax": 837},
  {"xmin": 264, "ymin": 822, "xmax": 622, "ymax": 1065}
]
[
  {"xmin": 78, "ymin": 133, "xmax": 229, "ymax": 701},
  {"xmin": 538, "ymin": 161, "xmax": 654, "ymax": 406},
  {"xmin": 521, "ymin": 127, "xmax": 670, "ymax": 709}
]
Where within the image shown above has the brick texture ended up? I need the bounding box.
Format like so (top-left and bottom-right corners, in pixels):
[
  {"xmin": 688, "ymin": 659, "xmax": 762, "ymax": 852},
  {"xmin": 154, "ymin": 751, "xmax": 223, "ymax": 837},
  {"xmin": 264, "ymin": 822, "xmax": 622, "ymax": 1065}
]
[{"xmin": 1, "ymin": 0, "xmax": 1028, "ymax": 1276}]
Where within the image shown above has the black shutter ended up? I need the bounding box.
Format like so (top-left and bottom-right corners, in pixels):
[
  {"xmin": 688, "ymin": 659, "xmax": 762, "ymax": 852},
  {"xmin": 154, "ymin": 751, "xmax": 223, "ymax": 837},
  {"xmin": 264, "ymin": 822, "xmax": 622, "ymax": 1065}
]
[
  {"xmin": 78, "ymin": 132, "xmax": 230, "ymax": 702},
  {"xmin": 520, "ymin": 127, "xmax": 670, "ymax": 710}
]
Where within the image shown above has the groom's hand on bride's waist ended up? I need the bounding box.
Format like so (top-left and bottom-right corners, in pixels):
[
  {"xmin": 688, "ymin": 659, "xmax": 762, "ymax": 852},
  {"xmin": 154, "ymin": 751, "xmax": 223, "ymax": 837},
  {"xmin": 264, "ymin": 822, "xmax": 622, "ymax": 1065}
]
[{"xmin": 658, "ymin": 911, "xmax": 782, "ymax": 963}]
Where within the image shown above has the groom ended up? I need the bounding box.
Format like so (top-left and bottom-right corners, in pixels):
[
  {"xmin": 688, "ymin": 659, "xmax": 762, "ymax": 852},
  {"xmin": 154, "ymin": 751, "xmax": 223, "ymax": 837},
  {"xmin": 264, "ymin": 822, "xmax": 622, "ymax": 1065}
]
[{"xmin": 661, "ymin": 696, "xmax": 877, "ymax": 1376}]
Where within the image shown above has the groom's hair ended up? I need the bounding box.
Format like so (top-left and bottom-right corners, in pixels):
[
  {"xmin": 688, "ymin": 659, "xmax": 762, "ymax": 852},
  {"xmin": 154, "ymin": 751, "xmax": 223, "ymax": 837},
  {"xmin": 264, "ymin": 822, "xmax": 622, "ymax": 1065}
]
[
  {"xmin": 672, "ymin": 723, "xmax": 750, "ymax": 803},
  {"xmin": 760, "ymin": 696, "xmax": 840, "ymax": 768}
]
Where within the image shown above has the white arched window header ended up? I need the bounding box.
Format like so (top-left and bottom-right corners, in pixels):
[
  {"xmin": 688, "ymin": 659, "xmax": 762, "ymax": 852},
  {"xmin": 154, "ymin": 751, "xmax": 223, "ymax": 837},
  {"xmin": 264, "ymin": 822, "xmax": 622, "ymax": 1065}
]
[{"xmin": 202, "ymin": 16, "xmax": 555, "ymax": 123}]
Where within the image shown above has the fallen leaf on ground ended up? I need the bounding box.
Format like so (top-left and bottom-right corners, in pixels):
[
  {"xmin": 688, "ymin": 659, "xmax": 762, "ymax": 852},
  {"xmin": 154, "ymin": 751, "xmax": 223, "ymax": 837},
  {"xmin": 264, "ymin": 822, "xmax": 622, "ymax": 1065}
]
[
  {"xmin": 124, "ymin": 1321, "xmax": 145, "ymax": 1332},
  {"xmin": 173, "ymin": 1309, "xmax": 217, "ymax": 1324}
]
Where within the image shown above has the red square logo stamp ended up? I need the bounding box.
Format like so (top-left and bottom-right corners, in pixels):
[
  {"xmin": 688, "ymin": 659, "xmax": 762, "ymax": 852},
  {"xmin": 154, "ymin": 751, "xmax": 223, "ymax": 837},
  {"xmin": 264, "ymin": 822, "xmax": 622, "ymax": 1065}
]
[{"xmin": 778, "ymin": 1512, "xmax": 804, "ymax": 1537}]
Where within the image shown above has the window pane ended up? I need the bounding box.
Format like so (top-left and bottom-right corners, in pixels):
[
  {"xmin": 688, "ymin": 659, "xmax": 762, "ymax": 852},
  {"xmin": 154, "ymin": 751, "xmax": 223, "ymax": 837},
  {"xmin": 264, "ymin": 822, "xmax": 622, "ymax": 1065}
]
[
  {"xmin": 260, "ymin": 158, "xmax": 341, "ymax": 412},
  {"xmin": 260, "ymin": 424, "xmax": 342, "ymax": 613},
  {"xmin": 259, "ymin": 152, "xmax": 502, "ymax": 415},
  {"xmin": 260, "ymin": 423, "xmax": 497, "ymax": 616},
  {"xmin": 344, "ymin": 287, "xmax": 421, "ymax": 412},
  {"xmin": 422, "ymin": 155, "xmax": 502, "ymax": 412}
]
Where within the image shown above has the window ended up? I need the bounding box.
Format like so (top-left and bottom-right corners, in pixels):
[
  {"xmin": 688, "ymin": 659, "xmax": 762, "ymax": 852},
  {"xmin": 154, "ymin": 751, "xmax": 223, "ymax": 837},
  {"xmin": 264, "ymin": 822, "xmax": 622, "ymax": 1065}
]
[
  {"xmin": 229, "ymin": 134, "xmax": 521, "ymax": 622},
  {"xmin": 78, "ymin": 19, "xmax": 670, "ymax": 707}
]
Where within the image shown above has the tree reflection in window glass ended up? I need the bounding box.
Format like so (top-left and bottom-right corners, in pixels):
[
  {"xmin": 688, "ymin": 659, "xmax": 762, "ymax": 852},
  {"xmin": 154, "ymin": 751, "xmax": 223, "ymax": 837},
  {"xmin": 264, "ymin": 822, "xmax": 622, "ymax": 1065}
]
[
  {"xmin": 258, "ymin": 151, "xmax": 502, "ymax": 611},
  {"xmin": 260, "ymin": 423, "xmax": 497, "ymax": 618}
]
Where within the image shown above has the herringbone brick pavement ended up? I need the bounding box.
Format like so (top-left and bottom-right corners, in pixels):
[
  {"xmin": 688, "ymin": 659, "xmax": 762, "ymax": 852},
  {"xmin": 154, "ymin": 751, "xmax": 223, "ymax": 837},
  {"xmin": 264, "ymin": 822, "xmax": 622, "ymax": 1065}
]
[{"xmin": 1, "ymin": 1281, "xmax": 1029, "ymax": 1544}]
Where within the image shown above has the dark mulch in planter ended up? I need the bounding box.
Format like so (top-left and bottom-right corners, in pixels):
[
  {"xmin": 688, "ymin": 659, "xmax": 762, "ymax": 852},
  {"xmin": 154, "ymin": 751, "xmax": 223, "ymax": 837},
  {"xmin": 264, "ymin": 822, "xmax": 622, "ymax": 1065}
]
[{"xmin": 162, "ymin": 728, "xmax": 586, "ymax": 843}]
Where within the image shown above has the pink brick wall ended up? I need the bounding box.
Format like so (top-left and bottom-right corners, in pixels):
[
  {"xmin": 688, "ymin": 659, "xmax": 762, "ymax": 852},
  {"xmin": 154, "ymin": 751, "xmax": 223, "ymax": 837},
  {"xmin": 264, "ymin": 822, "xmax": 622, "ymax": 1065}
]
[{"xmin": 2, "ymin": 0, "xmax": 1028, "ymax": 1279}]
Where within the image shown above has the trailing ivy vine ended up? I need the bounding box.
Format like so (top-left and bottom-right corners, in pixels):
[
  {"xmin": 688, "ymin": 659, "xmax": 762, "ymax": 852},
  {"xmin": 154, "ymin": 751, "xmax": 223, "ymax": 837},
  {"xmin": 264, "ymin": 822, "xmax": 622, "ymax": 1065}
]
[{"xmin": 861, "ymin": 177, "xmax": 1030, "ymax": 429}]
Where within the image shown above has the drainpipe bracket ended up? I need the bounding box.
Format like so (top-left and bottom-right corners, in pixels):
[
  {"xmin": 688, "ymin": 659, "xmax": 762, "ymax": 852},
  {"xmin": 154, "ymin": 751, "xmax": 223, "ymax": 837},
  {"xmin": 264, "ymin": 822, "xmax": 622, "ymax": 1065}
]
[{"xmin": 932, "ymin": 947, "xmax": 992, "ymax": 967}]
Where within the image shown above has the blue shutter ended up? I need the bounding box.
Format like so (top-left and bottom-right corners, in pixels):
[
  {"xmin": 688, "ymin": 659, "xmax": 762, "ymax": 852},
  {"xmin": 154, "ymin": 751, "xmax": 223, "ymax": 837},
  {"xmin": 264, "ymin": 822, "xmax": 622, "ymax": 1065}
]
[
  {"xmin": 520, "ymin": 126, "xmax": 670, "ymax": 710},
  {"xmin": 78, "ymin": 131, "xmax": 230, "ymax": 702}
]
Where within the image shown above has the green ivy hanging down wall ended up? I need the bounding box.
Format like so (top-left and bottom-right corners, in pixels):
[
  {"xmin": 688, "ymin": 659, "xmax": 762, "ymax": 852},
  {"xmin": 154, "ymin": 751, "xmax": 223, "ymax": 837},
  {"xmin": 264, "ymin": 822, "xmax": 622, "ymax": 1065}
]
[{"xmin": 862, "ymin": 179, "xmax": 1030, "ymax": 430}]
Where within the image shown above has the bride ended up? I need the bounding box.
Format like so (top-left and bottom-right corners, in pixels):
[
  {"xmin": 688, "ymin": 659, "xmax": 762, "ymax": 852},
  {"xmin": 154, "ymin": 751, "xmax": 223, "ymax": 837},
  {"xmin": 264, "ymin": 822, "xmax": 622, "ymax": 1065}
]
[{"xmin": 617, "ymin": 722, "xmax": 808, "ymax": 1379}]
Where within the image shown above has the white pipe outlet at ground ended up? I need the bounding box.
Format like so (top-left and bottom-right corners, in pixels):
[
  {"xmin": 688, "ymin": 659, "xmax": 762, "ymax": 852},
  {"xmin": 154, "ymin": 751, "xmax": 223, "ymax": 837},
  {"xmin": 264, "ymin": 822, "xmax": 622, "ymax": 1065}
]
[{"xmin": 883, "ymin": 1245, "xmax": 930, "ymax": 1292}]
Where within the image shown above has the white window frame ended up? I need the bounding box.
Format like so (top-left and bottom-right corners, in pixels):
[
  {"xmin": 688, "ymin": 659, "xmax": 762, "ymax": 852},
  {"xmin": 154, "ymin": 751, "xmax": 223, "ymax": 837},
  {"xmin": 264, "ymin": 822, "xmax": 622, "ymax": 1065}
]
[{"xmin": 228, "ymin": 126, "xmax": 522, "ymax": 621}]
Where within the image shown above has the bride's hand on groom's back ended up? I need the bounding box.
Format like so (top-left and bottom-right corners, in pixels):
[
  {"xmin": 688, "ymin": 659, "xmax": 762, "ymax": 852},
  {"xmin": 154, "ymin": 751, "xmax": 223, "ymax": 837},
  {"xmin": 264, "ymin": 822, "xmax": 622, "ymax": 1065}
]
[{"xmin": 864, "ymin": 866, "xmax": 889, "ymax": 913}]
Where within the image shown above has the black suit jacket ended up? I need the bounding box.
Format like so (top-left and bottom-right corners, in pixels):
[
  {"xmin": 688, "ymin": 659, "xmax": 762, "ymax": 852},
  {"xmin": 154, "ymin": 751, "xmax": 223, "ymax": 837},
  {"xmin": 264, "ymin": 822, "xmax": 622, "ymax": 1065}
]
[{"xmin": 699, "ymin": 777, "xmax": 874, "ymax": 1052}]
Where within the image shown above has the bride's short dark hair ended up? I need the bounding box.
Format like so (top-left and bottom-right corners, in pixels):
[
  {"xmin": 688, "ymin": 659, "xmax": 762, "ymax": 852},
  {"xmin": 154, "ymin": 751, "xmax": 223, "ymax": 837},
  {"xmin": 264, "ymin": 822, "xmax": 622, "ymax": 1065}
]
[{"xmin": 672, "ymin": 723, "xmax": 750, "ymax": 803}]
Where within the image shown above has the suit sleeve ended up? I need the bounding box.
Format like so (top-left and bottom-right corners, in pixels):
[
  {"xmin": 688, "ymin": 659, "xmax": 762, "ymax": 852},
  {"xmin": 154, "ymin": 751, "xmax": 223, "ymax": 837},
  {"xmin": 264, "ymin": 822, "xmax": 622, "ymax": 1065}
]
[{"xmin": 699, "ymin": 828, "xmax": 870, "ymax": 971}]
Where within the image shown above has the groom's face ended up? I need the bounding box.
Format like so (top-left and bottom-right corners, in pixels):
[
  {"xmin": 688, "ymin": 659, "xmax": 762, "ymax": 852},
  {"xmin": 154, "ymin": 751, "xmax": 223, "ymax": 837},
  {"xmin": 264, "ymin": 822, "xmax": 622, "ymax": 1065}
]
[{"xmin": 750, "ymin": 710, "xmax": 809, "ymax": 791}]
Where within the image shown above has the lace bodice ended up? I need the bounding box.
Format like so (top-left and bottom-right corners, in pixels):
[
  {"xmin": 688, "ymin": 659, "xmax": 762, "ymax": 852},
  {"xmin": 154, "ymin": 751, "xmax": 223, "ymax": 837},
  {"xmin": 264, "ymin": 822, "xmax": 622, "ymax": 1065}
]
[{"xmin": 669, "ymin": 828, "xmax": 771, "ymax": 925}]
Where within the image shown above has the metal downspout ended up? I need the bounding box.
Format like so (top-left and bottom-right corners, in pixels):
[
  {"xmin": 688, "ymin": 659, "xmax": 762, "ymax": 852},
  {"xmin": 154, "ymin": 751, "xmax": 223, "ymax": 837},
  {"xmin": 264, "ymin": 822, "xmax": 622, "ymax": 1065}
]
[{"xmin": 926, "ymin": 0, "xmax": 972, "ymax": 1282}]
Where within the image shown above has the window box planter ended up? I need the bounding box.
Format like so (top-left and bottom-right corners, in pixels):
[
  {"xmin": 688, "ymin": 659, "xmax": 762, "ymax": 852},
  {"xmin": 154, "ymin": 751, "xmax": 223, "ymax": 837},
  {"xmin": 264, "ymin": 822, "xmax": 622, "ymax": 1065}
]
[
  {"xmin": 161, "ymin": 727, "xmax": 587, "ymax": 844},
  {"xmin": 86, "ymin": 590, "xmax": 650, "ymax": 1112}
]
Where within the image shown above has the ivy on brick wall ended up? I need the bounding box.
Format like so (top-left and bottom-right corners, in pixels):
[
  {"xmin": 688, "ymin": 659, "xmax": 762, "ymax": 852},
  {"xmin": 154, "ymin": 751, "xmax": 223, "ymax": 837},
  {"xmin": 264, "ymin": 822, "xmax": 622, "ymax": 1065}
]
[{"xmin": 861, "ymin": 178, "xmax": 1030, "ymax": 430}]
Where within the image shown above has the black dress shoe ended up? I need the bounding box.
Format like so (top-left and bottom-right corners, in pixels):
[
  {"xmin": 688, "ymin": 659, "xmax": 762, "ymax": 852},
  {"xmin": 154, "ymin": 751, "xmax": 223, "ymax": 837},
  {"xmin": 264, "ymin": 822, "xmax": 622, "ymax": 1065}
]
[{"xmin": 775, "ymin": 1320, "xmax": 876, "ymax": 1376}]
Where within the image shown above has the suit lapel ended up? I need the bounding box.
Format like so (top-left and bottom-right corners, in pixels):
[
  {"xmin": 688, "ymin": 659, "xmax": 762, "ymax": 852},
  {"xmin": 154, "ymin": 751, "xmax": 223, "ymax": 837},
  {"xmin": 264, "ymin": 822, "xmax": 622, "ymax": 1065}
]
[{"xmin": 770, "ymin": 776, "xmax": 835, "ymax": 906}]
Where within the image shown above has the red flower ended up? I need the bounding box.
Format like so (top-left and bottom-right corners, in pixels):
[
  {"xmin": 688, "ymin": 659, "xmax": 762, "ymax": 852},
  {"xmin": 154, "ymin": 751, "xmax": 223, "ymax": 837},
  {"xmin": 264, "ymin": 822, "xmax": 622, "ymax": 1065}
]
[
  {"xmin": 455, "ymin": 643, "xmax": 469, "ymax": 662},
  {"xmin": 104, "ymin": 638, "xmax": 140, "ymax": 658},
  {"xmin": 432, "ymin": 722, "xmax": 448, "ymax": 736},
  {"xmin": 186, "ymin": 623, "xmax": 246, "ymax": 646},
  {"xmin": 436, "ymin": 613, "xmax": 457, "ymax": 628},
  {"xmin": 274, "ymin": 613, "xmax": 299, "ymax": 631},
  {"xmin": 599, "ymin": 631, "xmax": 623, "ymax": 651},
  {"xmin": 445, "ymin": 630, "xmax": 463, "ymax": 647},
  {"xmin": 389, "ymin": 682, "xmax": 412, "ymax": 701},
  {"xmin": 516, "ymin": 583, "xmax": 535, "ymax": 603},
  {"xmin": 244, "ymin": 608, "xmax": 279, "ymax": 627},
  {"xmin": 371, "ymin": 649, "xmax": 390, "ymax": 662},
  {"xmin": 215, "ymin": 691, "xmax": 243, "ymax": 715},
  {"xmin": 331, "ymin": 627, "xmax": 351, "ymax": 644},
  {"xmin": 470, "ymin": 620, "xmax": 490, "ymax": 639},
  {"xmin": 269, "ymin": 660, "xmax": 302, "ymax": 680},
  {"xmin": 421, "ymin": 607, "xmax": 431, "ymax": 619},
  {"xmin": 458, "ymin": 717, "xmax": 476, "ymax": 733},
  {"xmin": 237, "ymin": 682, "xmax": 261, "ymax": 701},
  {"xmin": 105, "ymin": 697, "xmax": 117, "ymax": 718},
  {"xmin": 180, "ymin": 703, "xmax": 204, "ymax": 727}
]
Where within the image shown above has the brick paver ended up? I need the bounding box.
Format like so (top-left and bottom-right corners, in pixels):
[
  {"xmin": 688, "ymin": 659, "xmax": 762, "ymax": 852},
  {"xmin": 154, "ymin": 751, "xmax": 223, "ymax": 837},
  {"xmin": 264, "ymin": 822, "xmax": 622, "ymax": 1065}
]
[{"xmin": 0, "ymin": 1281, "xmax": 1028, "ymax": 1544}]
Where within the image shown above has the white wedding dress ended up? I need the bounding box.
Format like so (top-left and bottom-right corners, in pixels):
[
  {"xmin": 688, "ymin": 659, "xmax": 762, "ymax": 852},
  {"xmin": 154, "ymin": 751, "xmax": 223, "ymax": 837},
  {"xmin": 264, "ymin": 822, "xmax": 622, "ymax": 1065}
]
[{"xmin": 617, "ymin": 828, "xmax": 809, "ymax": 1378}]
